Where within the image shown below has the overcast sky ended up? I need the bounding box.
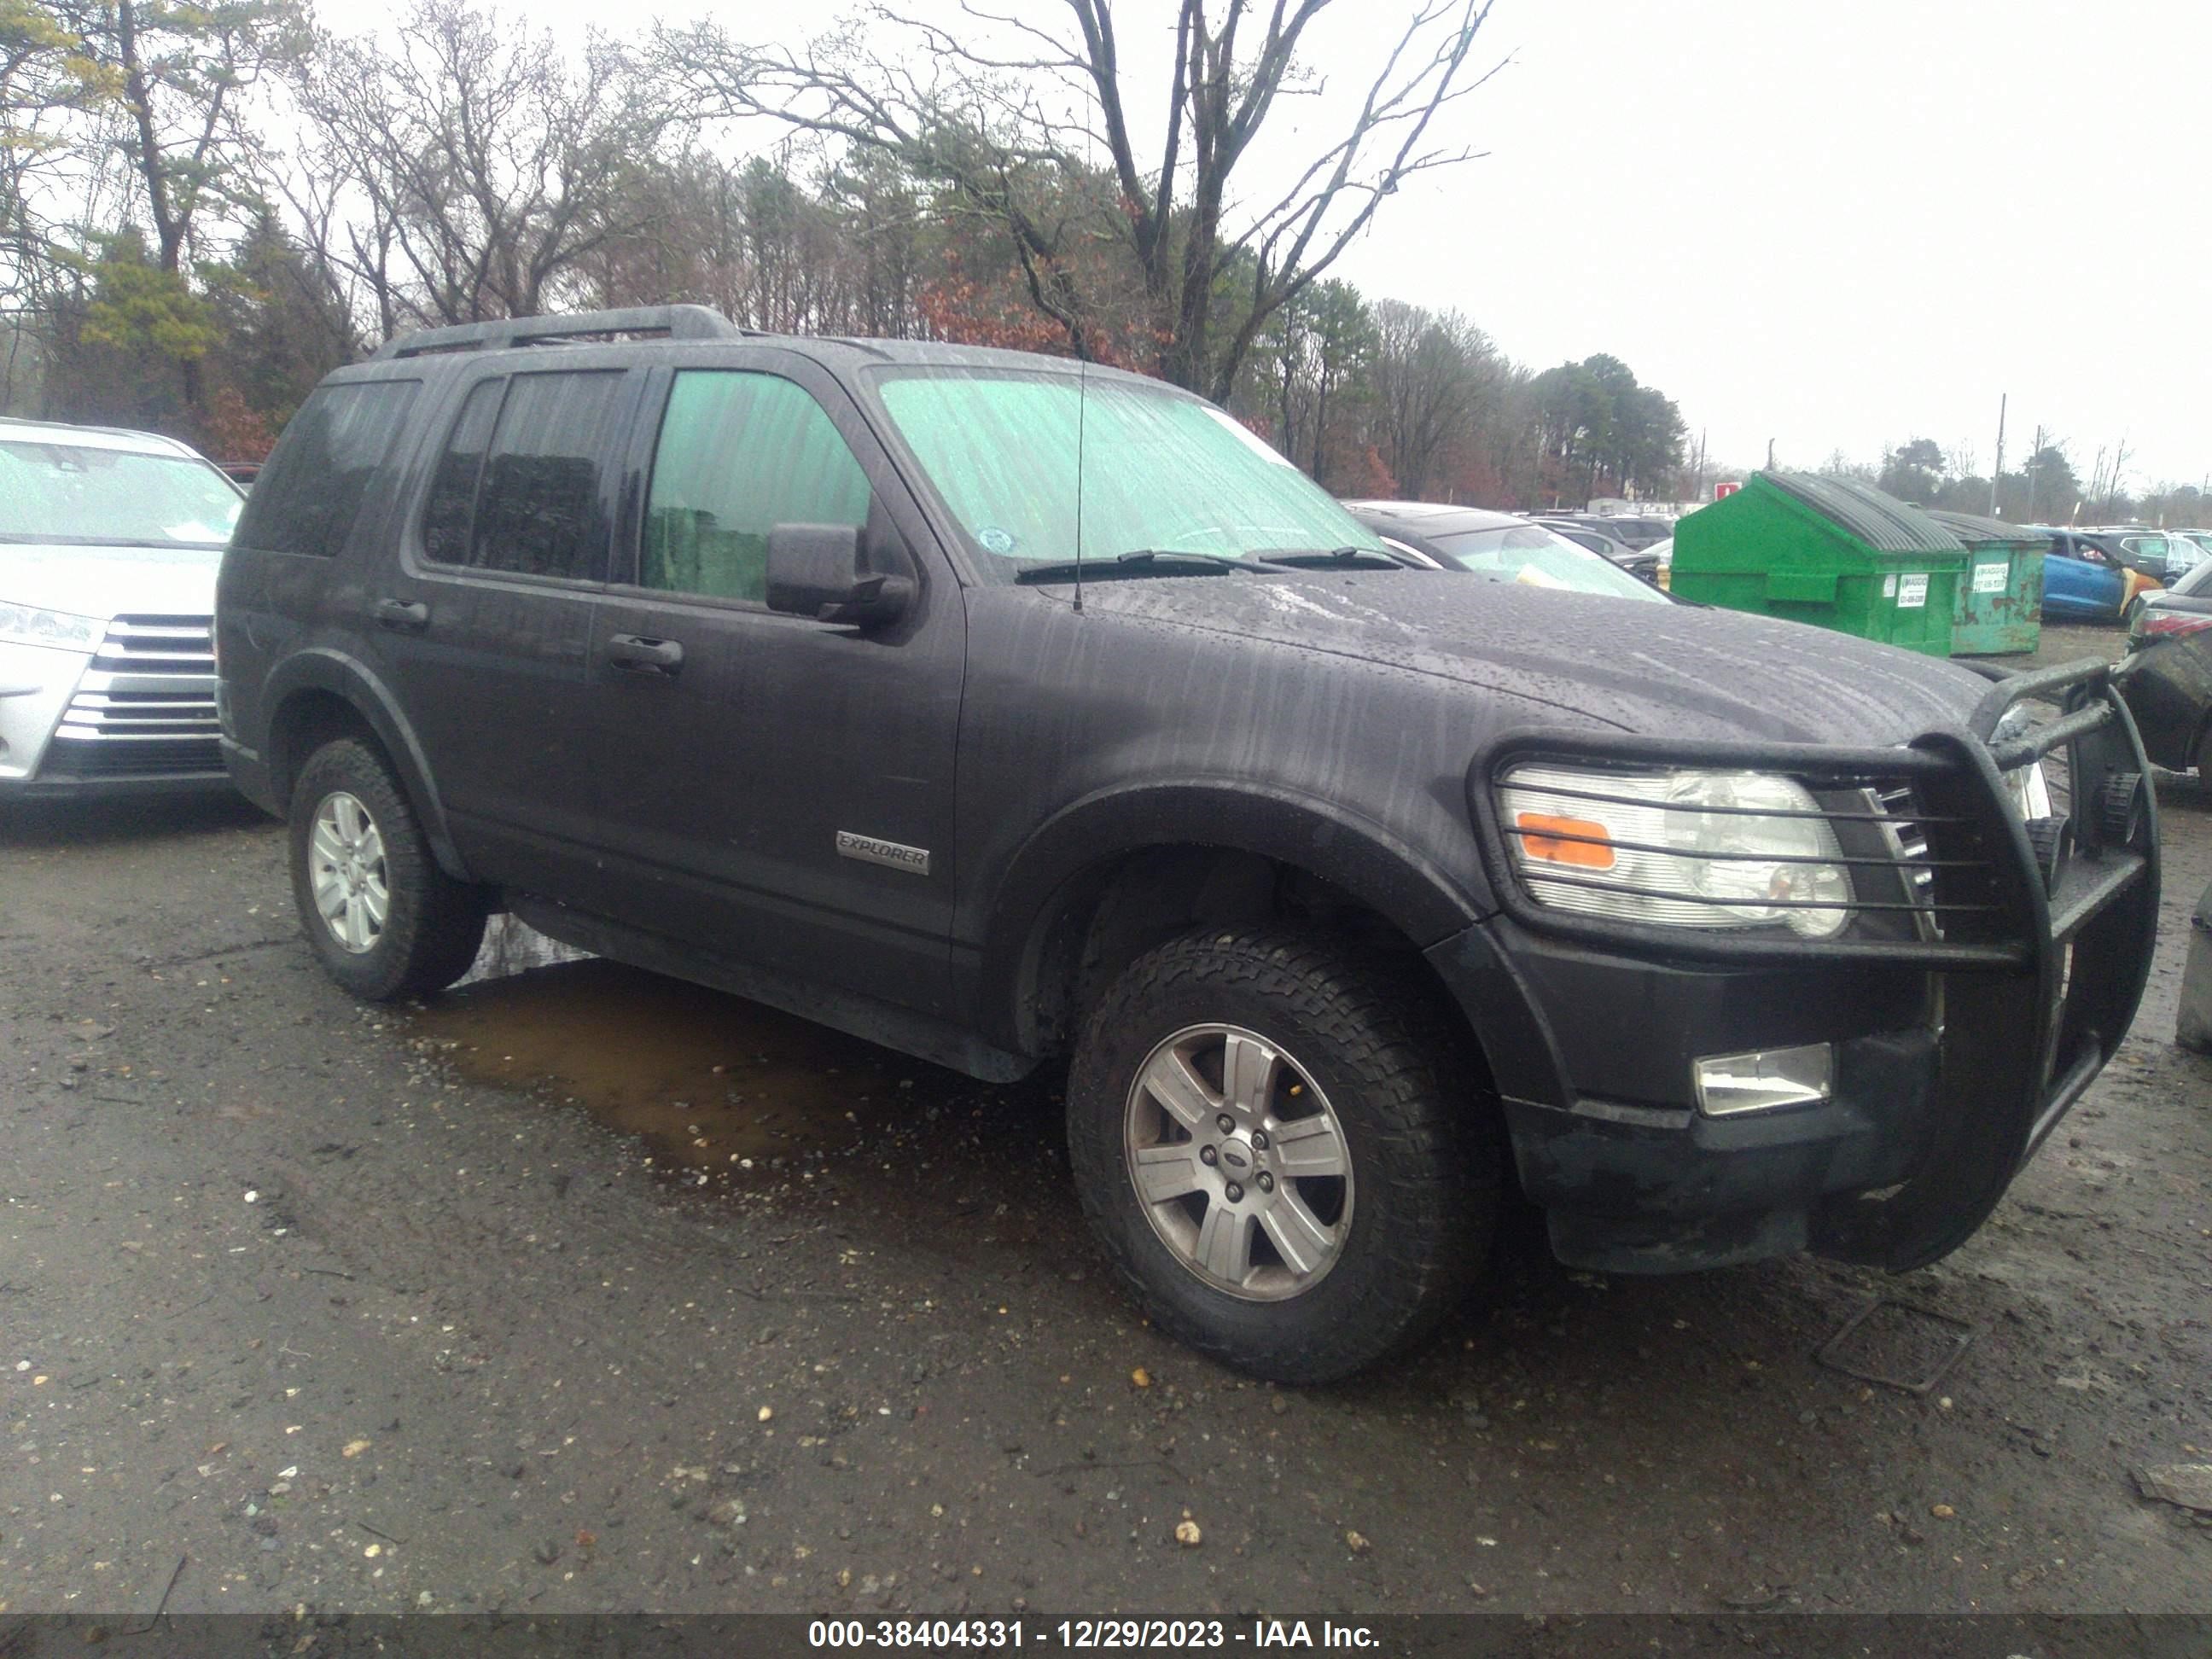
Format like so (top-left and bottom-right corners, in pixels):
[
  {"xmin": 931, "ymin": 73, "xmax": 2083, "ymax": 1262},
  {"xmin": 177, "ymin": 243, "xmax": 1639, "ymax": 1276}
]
[
  {"xmin": 1320, "ymin": 0, "xmax": 2212, "ymax": 486},
  {"xmin": 434, "ymin": 0, "xmax": 2209, "ymax": 489}
]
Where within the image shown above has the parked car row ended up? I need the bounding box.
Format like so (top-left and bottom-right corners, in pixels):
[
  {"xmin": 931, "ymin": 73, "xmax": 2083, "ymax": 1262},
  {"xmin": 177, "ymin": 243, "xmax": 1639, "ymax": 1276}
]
[
  {"xmin": 2, "ymin": 318, "xmax": 2163, "ymax": 1386},
  {"xmin": 1343, "ymin": 501, "xmax": 1668, "ymax": 598}
]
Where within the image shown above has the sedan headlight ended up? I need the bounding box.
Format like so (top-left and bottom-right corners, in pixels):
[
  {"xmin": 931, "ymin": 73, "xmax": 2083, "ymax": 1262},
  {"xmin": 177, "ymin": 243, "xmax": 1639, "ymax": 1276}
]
[
  {"xmin": 0, "ymin": 602, "xmax": 102, "ymax": 652},
  {"xmin": 1499, "ymin": 765, "xmax": 1854, "ymax": 940}
]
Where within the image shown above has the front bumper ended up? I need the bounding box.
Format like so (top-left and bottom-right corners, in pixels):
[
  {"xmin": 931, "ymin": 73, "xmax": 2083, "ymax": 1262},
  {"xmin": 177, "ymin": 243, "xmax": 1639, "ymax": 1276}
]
[
  {"xmin": 0, "ymin": 623, "xmax": 228, "ymax": 799},
  {"xmin": 1429, "ymin": 657, "xmax": 2159, "ymax": 1274}
]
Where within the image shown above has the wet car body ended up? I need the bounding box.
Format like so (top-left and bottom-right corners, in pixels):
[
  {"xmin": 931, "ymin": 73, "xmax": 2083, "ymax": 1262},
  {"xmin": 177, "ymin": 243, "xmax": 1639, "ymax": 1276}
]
[
  {"xmin": 2121, "ymin": 558, "xmax": 2212, "ymax": 773},
  {"xmin": 216, "ymin": 308, "xmax": 2159, "ymax": 1374}
]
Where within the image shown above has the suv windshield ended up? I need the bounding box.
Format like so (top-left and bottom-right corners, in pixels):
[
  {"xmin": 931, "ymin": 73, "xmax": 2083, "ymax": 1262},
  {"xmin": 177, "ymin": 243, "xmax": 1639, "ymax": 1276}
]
[
  {"xmin": 871, "ymin": 369, "xmax": 1384, "ymax": 573},
  {"xmin": 0, "ymin": 439, "xmax": 242, "ymax": 548},
  {"xmin": 1426, "ymin": 522, "xmax": 1667, "ymax": 602}
]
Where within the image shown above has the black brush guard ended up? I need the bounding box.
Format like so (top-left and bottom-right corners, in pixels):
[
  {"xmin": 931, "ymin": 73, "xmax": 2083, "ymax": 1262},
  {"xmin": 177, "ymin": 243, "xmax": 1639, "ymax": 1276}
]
[{"xmin": 1469, "ymin": 656, "xmax": 2160, "ymax": 1272}]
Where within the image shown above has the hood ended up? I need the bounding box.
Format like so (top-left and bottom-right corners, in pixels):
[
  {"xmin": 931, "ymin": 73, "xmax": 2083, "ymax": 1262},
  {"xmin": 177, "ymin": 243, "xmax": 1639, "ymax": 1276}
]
[
  {"xmin": 1076, "ymin": 572, "xmax": 1995, "ymax": 747},
  {"xmin": 0, "ymin": 542, "xmax": 223, "ymax": 624}
]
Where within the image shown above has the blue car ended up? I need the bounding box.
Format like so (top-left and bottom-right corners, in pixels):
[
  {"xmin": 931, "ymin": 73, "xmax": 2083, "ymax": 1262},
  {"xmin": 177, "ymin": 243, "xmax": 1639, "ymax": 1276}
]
[
  {"xmin": 2034, "ymin": 528, "xmax": 2136, "ymax": 622},
  {"xmin": 2037, "ymin": 529, "xmax": 2123, "ymax": 620}
]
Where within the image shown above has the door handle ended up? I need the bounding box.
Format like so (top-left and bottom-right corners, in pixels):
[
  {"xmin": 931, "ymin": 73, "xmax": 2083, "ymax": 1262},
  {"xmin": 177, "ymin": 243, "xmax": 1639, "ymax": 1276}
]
[
  {"xmin": 373, "ymin": 597, "xmax": 429, "ymax": 632},
  {"xmin": 606, "ymin": 633, "xmax": 684, "ymax": 676}
]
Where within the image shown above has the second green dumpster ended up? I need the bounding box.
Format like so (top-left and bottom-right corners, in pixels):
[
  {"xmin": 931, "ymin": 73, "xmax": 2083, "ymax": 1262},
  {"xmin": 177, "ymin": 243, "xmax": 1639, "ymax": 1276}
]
[
  {"xmin": 1924, "ymin": 508, "xmax": 2046, "ymax": 656},
  {"xmin": 1670, "ymin": 472, "xmax": 1967, "ymax": 656}
]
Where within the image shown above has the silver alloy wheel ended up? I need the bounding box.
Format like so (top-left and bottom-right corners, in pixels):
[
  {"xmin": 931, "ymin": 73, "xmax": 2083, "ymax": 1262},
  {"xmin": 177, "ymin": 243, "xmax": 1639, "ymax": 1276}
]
[
  {"xmin": 309, "ymin": 790, "xmax": 390, "ymax": 955},
  {"xmin": 1122, "ymin": 1022, "xmax": 1354, "ymax": 1301}
]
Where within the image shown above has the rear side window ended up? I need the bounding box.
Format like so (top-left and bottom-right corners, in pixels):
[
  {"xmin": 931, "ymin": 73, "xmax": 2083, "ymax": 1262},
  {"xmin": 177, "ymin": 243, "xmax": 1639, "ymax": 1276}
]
[
  {"xmin": 420, "ymin": 370, "xmax": 626, "ymax": 580},
  {"xmin": 235, "ymin": 380, "xmax": 420, "ymax": 556},
  {"xmin": 420, "ymin": 380, "xmax": 503, "ymax": 564},
  {"xmin": 640, "ymin": 370, "xmax": 873, "ymax": 603}
]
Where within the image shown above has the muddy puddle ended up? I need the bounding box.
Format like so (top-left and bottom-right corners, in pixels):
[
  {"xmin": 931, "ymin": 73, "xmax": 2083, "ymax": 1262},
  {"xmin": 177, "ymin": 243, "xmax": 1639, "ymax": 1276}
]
[{"xmin": 409, "ymin": 916, "xmax": 999, "ymax": 1177}]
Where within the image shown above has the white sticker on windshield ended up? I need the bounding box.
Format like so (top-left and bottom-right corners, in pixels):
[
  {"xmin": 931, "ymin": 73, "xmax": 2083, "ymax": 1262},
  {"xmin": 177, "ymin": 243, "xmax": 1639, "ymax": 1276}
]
[
  {"xmin": 1897, "ymin": 573, "xmax": 1930, "ymax": 608},
  {"xmin": 1972, "ymin": 560, "xmax": 2006, "ymax": 594},
  {"xmin": 1201, "ymin": 406, "xmax": 1299, "ymax": 469}
]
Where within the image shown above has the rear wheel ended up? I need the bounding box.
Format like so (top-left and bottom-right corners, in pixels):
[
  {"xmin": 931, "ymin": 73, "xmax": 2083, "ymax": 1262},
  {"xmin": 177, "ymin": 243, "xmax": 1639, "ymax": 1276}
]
[
  {"xmin": 1067, "ymin": 927, "xmax": 1498, "ymax": 1383},
  {"xmin": 288, "ymin": 737, "xmax": 488, "ymax": 1000}
]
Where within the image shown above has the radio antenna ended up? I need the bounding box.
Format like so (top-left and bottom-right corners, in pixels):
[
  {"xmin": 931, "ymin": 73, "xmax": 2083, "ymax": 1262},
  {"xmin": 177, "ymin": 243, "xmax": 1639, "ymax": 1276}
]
[{"xmin": 1072, "ymin": 352, "xmax": 1086, "ymax": 614}]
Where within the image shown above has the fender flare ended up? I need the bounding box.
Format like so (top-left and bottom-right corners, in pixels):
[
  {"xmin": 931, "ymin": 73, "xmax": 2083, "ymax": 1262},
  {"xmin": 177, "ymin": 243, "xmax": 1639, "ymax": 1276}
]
[
  {"xmin": 259, "ymin": 648, "xmax": 471, "ymax": 882},
  {"xmin": 973, "ymin": 780, "xmax": 1493, "ymax": 1054}
]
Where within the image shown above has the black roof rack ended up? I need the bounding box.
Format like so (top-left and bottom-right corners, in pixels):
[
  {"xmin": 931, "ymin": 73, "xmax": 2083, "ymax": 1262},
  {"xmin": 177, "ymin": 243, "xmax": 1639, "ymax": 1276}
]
[{"xmin": 369, "ymin": 305, "xmax": 745, "ymax": 362}]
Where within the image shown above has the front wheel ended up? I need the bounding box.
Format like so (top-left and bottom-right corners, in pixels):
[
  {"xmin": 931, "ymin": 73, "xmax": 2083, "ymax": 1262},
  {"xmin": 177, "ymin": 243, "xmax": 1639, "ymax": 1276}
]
[
  {"xmin": 1067, "ymin": 927, "xmax": 1499, "ymax": 1383},
  {"xmin": 288, "ymin": 737, "xmax": 489, "ymax": 1000}
]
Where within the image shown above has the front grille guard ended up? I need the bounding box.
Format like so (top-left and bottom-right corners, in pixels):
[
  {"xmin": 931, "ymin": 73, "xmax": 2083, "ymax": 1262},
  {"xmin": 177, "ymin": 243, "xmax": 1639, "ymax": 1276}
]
[
  {"xmin": 1470, "ymin": 655, "xmax": 2161, "ymax": 1272},
  {"xmin": 1468, "ymin": 657, "xmax": 2151, "ymax": 972}
]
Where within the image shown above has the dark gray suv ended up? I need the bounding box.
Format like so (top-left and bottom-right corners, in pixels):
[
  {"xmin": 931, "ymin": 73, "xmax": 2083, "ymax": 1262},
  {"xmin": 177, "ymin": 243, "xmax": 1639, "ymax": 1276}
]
[{"xmin": 216, "ymin": 306, "xmax": 2159, "ymax": 1382}]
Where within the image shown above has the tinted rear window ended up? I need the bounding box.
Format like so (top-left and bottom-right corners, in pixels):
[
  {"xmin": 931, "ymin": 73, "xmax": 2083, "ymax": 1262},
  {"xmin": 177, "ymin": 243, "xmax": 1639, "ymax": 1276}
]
[
  {"xmin": 236, "ymin": 381, "xmax": 421, "ymax": 557},
  {"xmin": 417, "ymin": 370, "xmax": 627, "ymax": 580}
]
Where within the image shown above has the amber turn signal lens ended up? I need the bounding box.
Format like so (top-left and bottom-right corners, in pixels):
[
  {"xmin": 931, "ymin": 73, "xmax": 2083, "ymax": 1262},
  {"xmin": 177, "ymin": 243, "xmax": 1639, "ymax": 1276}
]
[{"xmin": 1515, "ymin": 812, "xmax": 1616, "ymax": 869}]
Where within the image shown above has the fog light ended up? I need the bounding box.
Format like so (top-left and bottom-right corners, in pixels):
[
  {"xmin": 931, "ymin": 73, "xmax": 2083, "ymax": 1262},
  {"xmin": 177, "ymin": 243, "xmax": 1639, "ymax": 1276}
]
[{"xmin": 1693, "ymin": 1043, "xmax": 1833, "ymax": 1116}]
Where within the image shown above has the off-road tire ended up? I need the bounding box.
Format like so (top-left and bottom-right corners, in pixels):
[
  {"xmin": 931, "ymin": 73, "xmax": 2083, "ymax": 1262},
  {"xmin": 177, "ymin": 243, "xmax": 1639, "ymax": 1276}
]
[
  {"xmin": 1067, "ymin": 926, "xmax": 1499, "ymax": 1384},
  {"xmin": 288, "ymin": 737, "xmax": 488, "ymax": 1001}
]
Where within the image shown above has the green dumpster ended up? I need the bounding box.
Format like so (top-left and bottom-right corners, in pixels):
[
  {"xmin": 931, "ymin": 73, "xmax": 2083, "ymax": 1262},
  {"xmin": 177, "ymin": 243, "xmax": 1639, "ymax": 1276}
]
[
  {"xmin": 1924, "ymin": 509, "xmax": 2045, "ymax": 656},
  {"xmin": 1670, "ymin": 472, "xmax": 1967, "ymax": 656}
]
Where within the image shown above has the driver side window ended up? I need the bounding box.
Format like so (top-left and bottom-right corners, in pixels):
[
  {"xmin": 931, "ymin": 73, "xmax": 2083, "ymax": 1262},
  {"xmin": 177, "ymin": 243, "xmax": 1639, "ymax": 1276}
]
[{"xmin": 641, "ymin": 371, "xmax": 873, "ymax": 603}]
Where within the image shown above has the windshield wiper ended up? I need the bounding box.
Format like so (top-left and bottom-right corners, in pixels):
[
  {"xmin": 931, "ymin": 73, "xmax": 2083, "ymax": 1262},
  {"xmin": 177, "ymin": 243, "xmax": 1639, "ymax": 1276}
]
[
  {"xmin": 1013, "ymin": 550, "xmax": 1284, "ymax": 583},
  {"xmin": 1265, "ymin": 545, "xmax": 1408, "ymax": 569}
]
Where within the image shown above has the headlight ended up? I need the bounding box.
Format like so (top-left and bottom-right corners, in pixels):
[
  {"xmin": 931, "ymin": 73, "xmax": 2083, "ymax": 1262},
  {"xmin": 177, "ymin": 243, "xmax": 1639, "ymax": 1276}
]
[
  {"xmin": 1499, "ymin": 764, "xmax": 1854, "ymax": 940},
  {"xmin": 2004, "ymin": 760, "xmax": 2052, "ymax": 822},
  {"xmin": 1988, "ymin": 705, "xmax": 2054, "ymax": 822},
  {"xmin": 0, "ymin": 602, "xmax": 102, "ymax": 652}
]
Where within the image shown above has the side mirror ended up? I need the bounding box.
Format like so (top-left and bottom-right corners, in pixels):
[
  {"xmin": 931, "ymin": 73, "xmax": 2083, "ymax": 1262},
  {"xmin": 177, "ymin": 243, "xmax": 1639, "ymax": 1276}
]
[{"xmin": 765, "ymin": 523, "xmax": 913, "ymax": 627}]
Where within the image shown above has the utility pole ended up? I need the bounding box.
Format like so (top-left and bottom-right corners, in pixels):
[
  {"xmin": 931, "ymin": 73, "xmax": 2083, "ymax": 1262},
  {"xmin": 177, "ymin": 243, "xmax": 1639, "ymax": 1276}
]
[
  {"xmin": 1988, "ymin": 393, "xmax": 2006, "ymax": 515},
  {"xmin": 1766, "ymin": 436, "xmax": 1776, "ymax": 470}
]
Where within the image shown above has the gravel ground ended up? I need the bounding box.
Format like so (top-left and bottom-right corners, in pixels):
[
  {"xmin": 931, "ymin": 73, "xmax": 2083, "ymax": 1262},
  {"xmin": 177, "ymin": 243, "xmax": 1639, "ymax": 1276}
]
[{"xmin": 1, "ymin": 619, "xmax": 2207, "ymax": 1619}]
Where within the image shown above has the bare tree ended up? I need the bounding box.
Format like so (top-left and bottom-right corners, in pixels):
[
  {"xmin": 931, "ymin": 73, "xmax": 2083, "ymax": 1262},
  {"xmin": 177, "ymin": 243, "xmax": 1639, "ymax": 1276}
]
[
  {"xmin": 32, "ymin": 0, "xmax": 311, "ymax": 279},
  {"xmin": 1, "ymin": 0, "xmax": 119, "ymax": 306},
  {"xmin": 657, "ymin": 0, "xmax": 1499, "ymax": 399},
  {"xmin": 1368, "ymin": 299, "xmax": 1498, "ymax": 498},
  {"xmin": 292, "ymin": 0, "xmax": 672, "ymax": 333}
]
